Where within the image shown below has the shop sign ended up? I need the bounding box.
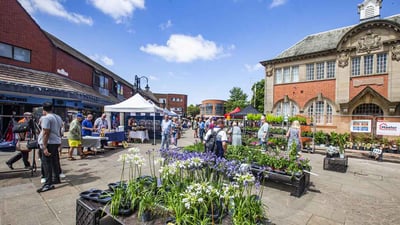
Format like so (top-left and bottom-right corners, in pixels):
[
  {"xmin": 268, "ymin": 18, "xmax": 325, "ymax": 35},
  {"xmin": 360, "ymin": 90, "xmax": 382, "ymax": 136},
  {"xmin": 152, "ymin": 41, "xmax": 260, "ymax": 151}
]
[
  {"xmin": 350, "ymin": 120, "xmax": 371, "ymax": 133},
  {"xmin": 376, "ymin": 122, "xmax": 400, "ymax": 136}
]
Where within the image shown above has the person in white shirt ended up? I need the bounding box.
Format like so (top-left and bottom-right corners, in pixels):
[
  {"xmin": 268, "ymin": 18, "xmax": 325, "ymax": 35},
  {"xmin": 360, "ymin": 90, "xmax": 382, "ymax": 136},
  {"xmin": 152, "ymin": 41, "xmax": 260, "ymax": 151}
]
[
  {"xmin": 204, "ymin": 119, "xmax": 228, "ymax": 158},
  {"xmin": 160, "ymin": 115, "xmax": 172, "ymax": 149}
]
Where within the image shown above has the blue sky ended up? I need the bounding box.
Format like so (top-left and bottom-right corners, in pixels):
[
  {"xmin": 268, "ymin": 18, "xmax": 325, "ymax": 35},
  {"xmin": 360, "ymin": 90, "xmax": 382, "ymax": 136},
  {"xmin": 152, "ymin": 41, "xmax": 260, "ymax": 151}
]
[{"xmin": 18, "ymin": 0, "xmax": 400, "ymax": 105}]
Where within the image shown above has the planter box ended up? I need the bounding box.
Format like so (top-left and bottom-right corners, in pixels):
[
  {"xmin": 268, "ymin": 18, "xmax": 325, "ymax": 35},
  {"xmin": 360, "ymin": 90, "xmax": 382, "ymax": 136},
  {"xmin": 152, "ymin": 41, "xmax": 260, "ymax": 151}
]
[
  {"xmin": 323, "ymin": 156, "xmax": 348, "ymax": 173},
  {"xmin": 264, "ymin": 171, "xmax": 310, "ymax": 197},
  {"xmin": 251, "ymin": 165, "xmax": 309, "ymax": 197},
  {"xmin": 76, "ymin": 198, "xmax": 104, "ymax": 225}
]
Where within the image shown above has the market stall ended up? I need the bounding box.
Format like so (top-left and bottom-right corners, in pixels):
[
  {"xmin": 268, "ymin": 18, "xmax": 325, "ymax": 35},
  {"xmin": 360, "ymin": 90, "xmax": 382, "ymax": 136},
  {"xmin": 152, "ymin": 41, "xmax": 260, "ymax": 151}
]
[{"xmin": 104, "ymin": 93, "xmax": 163, "ymax": 145}]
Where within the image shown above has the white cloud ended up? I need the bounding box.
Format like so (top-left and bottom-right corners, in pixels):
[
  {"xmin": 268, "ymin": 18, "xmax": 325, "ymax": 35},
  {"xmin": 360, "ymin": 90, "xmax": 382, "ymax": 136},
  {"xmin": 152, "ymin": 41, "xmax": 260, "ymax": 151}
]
[
  {"xmin": 140, "ymin": 34, "xmax": 224, "ymax": 63},
  {"xmin": 18, "ymin": 0, "xmax": 93, "ymax": 25},
  {"xmin": 269, "ymin": 0, "xmax": 287, "ymax": 8},
  {"xmin": 88, "ymin": 0, "xmax": 145, "ymax": 24},
  {"xmin": 159, "ymin": 19, "xmax": 173, "ymax": 30},
  {"xmin": 245, "ymin": 63, "xmax": 263, "ymax": 72},
  {"xmin": 90, "ymin": 54, "xmax": 114, "ymax": 66},
  {"xmin": 148, "ymin": 75, "xmax": 158, "ymax": 81}
]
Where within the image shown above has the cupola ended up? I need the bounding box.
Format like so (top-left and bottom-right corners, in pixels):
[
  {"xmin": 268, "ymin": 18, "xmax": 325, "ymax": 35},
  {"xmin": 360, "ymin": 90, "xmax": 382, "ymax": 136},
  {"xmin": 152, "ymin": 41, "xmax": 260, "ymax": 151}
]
[{"xmin": 358, "ymin": 0, "xmax": 382, "ymax": 22}]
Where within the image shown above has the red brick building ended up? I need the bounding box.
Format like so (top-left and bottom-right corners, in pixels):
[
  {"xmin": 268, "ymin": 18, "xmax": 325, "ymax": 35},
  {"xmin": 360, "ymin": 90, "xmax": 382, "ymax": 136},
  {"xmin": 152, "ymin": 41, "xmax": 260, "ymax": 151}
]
[
  {"xmin": 261, "ymin": 0, "xmax": 400, "ymax": 136},
  {"xmin": 0, "ymin": 0, "xmax": 133, "ymax": 129},
  {"xmin": 153, "ymin": 93, "xmax": 187, "ymax": 116},
  {"xmin": 200, "ymin": 99, "xmax": 226, "ymax": 118}
]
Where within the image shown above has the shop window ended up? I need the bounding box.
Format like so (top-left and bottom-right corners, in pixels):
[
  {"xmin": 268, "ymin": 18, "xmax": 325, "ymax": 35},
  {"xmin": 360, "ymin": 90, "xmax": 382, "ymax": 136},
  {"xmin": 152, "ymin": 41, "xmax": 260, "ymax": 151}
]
[{"xmin": 275, "ymin": 100, "xmax": 299, "ymax": 117}]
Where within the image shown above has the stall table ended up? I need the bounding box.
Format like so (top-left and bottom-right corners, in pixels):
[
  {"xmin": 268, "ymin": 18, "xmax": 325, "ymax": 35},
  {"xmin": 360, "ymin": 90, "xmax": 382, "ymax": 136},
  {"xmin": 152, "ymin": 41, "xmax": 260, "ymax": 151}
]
[
  {"xmin": 128, "ymin": 130, "xmax": 149, "ymax": 143},
  {"xmin": 61, "ymin": 136, "xmax": 107, "ymax": 154}
]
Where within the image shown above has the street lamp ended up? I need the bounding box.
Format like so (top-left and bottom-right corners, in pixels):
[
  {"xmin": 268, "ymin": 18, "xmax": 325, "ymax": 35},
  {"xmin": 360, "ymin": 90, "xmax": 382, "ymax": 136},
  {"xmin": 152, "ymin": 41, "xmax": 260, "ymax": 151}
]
[{"xmin": 134, "ymin": 75, "xmax": 150, "ymax": 92}]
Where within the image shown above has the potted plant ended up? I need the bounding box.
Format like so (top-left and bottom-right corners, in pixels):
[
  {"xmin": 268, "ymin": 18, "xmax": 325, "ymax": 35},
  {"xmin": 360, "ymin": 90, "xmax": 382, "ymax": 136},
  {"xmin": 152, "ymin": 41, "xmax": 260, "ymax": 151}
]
[{"xmin": 336, "ymin": 133, "xmax": 349, "ymax": 158}]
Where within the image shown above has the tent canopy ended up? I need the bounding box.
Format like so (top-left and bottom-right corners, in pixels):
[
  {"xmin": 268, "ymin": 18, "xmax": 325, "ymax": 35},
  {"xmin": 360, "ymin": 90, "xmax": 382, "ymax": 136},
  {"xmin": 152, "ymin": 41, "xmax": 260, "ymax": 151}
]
[
  {"xmin": 231, "ymin": 105, "xmax": 260, "ymax": 117},
  {"xmin": 104, "ymin": 93, "xmax": 162, "ymax": 113},
  {"xmin": 224, "ymin": 107, "xmax": 241, "ymax": 118}
]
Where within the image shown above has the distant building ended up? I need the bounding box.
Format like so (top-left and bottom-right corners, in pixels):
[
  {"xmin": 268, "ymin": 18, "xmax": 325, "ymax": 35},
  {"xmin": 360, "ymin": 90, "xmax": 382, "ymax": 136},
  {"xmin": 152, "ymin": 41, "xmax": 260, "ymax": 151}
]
[
  {"xmin": 153, "ymin": 93, "xmax": 187, "ymax": 116},
  {"xmin": 200, "ymin": 99, "xmax": 226, "ymax": 118},
  {"xmin": 260, "ymin": 0, "xmax": 400, "ymax": 135}
]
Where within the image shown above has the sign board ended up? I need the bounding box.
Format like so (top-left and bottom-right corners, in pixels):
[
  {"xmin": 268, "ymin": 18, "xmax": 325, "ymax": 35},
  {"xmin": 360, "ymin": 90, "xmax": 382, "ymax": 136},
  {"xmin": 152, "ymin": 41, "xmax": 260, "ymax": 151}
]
[
  {"xmin": 376, "ymin": 122, "xmax": 400, "ymax": 136},
  {"xmin": 350, "ymin": 120, "xmax": 371, "ymax": 133}
]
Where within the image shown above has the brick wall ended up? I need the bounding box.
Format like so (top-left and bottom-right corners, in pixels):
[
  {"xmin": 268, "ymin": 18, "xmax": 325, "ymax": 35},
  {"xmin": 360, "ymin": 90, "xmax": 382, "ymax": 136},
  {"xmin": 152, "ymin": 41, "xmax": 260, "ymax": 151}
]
[
  {"xmin": 55, "ymin": 50, "xmax": 93, "ymax": 86},
  {"xmin": 274, "ymin": 79, "xmax": 336, "ymax": 109},
  {"xmin": 0, "ymin": 0, "xmax": 54, "ymax": 71}
]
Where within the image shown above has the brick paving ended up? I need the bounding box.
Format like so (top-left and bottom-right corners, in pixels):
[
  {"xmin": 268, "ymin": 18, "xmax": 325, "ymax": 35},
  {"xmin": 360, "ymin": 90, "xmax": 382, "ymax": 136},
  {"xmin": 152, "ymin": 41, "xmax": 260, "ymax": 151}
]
[{"xmin": 1, "ymin": 130, "xmax": 400, "ymax": 225}]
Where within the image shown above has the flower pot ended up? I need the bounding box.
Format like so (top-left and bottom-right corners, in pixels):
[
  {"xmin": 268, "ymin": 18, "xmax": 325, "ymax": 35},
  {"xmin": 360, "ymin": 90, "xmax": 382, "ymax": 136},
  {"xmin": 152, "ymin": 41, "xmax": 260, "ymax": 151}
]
[
  {"xmin": 140, "ymin": 210, "xmax": 152, "ymax": 222},
  {"xmin": 339, "ymin": 153, "xmax": 345, "ymax": 159},
  {"xmin": 118, "ymin": 206, "xmax": 134, "ymax": 216},
  {"xmin": 165, "ymin": 217, "xmax": 176, "ymax": 225}
]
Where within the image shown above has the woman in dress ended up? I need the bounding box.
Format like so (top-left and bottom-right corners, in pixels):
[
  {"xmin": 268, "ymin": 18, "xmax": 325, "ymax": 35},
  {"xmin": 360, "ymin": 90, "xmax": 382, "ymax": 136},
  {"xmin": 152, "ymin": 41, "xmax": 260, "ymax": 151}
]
[
  {"xmin": 230, "ymin": 122, "xmax": 242, "ymax": 146},
  {"xmin": 286, "ymin": 120, "xmax": 302, "ymax": 153}
]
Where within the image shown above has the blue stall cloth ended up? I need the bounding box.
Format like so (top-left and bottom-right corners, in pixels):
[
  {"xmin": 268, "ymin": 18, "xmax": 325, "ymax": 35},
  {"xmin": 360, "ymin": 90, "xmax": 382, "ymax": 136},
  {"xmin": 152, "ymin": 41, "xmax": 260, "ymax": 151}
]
[{"xmin": 92, "ymin": 131, "xmax": 125, "ymax": 142}]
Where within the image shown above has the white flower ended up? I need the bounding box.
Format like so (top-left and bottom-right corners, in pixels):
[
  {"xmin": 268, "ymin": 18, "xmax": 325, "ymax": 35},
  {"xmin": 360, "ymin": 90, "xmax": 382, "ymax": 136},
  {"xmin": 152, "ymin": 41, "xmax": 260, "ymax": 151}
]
[
  {"xmin": 198, "ymin": 197, "xmax": 204, "ymax": 203},
  {"xmin": 184, "ymin": 202, "xmax": 191, "ymax": 209},
  {"xmin": 128, "ymin": 147, "xmax": 140, "ymax": 154},
  {"xmin": 118, "ymin": 153, "xmax": 129, "ymax": 163}
]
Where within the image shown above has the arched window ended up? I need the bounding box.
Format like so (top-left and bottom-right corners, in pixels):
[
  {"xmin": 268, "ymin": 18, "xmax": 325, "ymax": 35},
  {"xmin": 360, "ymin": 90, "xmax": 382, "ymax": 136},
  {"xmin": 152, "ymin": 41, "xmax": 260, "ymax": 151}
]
[
  {"xmin": 307, "ymin": 100, "xmax": 333, "ymax": 124},
  {"xmin": 275, "ymin": 100, "xmax": 299, "ymax": 116},
  {"xmin": 353, "ymin": 103, "xmax": 383, "ymax": 116}
]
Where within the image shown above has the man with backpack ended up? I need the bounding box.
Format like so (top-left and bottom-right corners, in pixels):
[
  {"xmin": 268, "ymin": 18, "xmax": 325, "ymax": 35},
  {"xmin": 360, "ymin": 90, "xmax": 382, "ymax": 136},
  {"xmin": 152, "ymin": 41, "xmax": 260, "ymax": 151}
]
[{"xmin": 204, "ymin": 119, "xmax": 228, "ymax": 158}]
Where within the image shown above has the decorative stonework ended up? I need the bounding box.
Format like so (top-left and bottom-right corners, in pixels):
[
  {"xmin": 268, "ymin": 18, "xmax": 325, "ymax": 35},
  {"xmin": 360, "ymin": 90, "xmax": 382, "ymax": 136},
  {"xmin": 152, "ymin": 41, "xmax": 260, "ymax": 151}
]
[
  {"xmin": 337, "ymin": 52, "xmax": 349, "ymax": 68},
  {"xmin": 357, "ymin": 30, "xmax": 382, "ymax": 53},
  {"xmin": 353, "ymin": 77, "xmax": 384, "ymax": 87},
  {"xmin": 266, "ymin": 64, "xmax": 274, "ymax": 77},
  {"xmin": 392, "ymin": 44, "xmax": 400, "ymax": 61}
]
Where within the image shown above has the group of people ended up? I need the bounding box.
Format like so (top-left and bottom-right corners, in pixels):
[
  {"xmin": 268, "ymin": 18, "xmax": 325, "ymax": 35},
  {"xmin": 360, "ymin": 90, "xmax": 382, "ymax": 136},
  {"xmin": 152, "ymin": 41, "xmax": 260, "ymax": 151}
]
[
  {"xmin": 5, "ymin": 102, "xmax": 111, "ymax": 193},
  {"xmin": 187, "ymin": 115, "xmax": 302, "ymax": 159},
  {"xmin": 160, "ymin": 115, "xmax": 180, "ymax": 149},
  {"xmin": 67, "ymin": 113, "xmax": 108, "ymax": 160},
  {"xmin": 257, "ymin": 116, "xmax": 302, "ymax": 153}
]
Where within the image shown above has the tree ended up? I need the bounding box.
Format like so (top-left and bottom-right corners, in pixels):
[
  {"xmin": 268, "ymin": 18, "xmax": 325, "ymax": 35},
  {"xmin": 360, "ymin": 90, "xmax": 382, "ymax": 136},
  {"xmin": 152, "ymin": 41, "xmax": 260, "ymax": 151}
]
[
  {"xmin": 250, "ymin": 79, "xmax": 265, "ymax": 113},
  {"xmin": 186, "ymin": 104, "xmax": 200, "ymax": 118},
  {"xmin": 224, "ymin": 87, "xmax": 248, "ymax": 112}
]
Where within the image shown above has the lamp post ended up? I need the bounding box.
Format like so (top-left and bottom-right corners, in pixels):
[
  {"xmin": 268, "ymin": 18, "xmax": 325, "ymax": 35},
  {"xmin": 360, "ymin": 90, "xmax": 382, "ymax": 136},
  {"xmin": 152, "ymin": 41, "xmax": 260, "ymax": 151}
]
[{"xmin": 134, "ymin": 75, "xmax": 150, "ymax": 93}]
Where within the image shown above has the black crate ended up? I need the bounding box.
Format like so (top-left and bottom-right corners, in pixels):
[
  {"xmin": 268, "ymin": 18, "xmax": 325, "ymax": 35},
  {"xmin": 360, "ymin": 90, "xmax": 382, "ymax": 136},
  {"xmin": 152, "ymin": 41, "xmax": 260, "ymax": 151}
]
[
  {"xmin": 76, "ymin": 198, "xmax": 103, "ymax": 225},
  {"xmin": 323, "ymin": 157, "xmax": 348, "ymax": 173}
]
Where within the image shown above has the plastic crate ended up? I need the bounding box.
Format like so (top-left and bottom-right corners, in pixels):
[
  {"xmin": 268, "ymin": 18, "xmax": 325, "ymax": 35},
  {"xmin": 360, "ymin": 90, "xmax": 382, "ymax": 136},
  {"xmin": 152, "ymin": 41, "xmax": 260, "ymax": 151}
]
[{"xmin": 76, "ymin": 198, "xmax": 103, "ymax": 225}]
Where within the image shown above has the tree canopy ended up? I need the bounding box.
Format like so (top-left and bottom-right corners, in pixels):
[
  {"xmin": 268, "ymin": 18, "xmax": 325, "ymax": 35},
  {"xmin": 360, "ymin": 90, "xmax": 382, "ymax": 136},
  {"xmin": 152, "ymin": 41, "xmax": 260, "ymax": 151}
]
[
  {"xmin": 186, "ymin": 104, "xmax": 200, "ymax": 118},
  {"xmin": 250, "ymin": 79, "xmax": 264, "ymax": 114},
  {"xmin": 224, "ymin": 87, "xmax": 248, "ymax": 112}
]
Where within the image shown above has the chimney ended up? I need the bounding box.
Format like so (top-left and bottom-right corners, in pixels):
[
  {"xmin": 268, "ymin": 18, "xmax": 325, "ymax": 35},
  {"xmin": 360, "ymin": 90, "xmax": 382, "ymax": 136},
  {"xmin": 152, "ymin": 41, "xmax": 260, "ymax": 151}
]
[{"xmin": 358, "ymin": 0, "xmax": 382, "ymax": 22}]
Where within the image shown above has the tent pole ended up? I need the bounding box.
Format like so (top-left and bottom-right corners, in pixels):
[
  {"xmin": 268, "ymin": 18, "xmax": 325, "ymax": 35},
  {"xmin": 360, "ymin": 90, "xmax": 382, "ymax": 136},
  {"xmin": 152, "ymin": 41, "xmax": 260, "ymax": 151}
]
[{"xmin": 153, "ymin": 113, "xmax": 156, "ymax": 145}]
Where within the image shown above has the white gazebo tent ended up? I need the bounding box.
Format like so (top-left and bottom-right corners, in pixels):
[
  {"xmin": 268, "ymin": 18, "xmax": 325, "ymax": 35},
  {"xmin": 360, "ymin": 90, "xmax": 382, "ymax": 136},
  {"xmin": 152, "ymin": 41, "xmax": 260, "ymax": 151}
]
[{"xmin": 104, "ymin": 93, "xmax": 163, "ymax": 145}]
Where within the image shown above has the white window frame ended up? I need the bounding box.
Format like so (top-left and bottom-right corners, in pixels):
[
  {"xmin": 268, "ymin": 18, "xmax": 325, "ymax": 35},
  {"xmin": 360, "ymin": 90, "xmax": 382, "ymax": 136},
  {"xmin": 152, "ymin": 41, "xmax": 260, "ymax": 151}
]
[
  {"xmin": 364, "ymin": 54, "xmax": 374, "ymax": 75},
  {"xmin": 275, "ymin": 68, "xmax": 283, "ymax": 84},
  {"xmin": 316, "ymin": 62, "xmax": 325, "ymax": 80},
  {"xmin": 291, "ymin": 66, "xmax": 299, "ymax": 82},
  {"xmin": 376, "ymin": 53, "xmax": 387, "ymax": 74},
  {"xmin": 351, "ymin": 57, "xmax": 361, "ymax": 76},
  {"xmin": 306, "ymin": 64, "xmax": 314, "ymax": 81},
  {"xmin": 326, "ymin": 61, "xmax": 335, "ymax": 78}
]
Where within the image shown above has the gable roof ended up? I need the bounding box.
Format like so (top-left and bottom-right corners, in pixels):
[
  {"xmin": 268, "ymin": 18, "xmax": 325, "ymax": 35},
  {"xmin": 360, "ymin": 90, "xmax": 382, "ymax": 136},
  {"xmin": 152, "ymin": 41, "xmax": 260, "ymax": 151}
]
[{"xmin": 262, "ymin": 14, "xmax": 400, "ymax": 63}]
